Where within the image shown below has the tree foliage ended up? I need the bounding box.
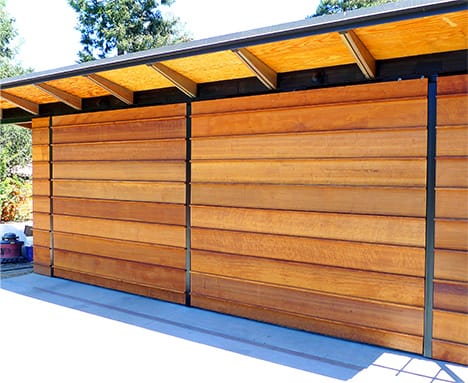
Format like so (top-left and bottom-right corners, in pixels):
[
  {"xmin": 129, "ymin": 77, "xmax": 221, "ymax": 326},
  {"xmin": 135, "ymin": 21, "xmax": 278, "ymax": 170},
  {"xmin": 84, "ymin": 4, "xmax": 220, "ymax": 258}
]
[
  {"xmin": 313, "ymin": 0, "xmax": 397, "ymax": 16},
  {"xmin": 68, "ymin": 0, "xmax": 190, "ymax": 62}
]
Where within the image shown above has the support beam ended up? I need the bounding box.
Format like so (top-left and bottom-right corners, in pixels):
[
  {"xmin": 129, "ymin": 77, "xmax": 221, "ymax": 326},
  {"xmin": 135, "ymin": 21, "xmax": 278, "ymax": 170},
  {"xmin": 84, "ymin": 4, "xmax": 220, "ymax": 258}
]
[
  {"xmin": 86, "ymin": 73, "xmax": 134, "ymax": 104},
  {"xmin": 35, "ymin": 83, "xmax": 82, "ymax": 110},
  {"xmin": 149, "ymin": 63, "xmax": 197, "ymax": 98},
  {"xmin": 339, "ymin": 30, "xmax": 376, "ymax": 79},
  {"xmin": 232, "ymin": 48, "xmax": 277, "ymax": 90},
  {"xmin": 0, "ymin": 91, "xmax": 39, "ymax": 115}
]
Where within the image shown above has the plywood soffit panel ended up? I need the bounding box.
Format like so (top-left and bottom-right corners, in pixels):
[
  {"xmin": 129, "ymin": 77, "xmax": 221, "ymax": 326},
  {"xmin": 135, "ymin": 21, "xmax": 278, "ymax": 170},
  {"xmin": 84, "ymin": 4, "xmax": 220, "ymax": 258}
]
[
  {"xmin": 339, "ymin": 30, "xmax": 376, "ymax": 79},
  {"xmin": 35, "ymin": 83, "xmax": 82, "ymax": 110},
  {"xmin": 232, "ymin": 48, "xmax": 277, "ymax": 90},
  {"xmin": 150, "ymin": 63, "xmax": 197, "ymax": 98},
  {"xmin": 86, "ymin": 74, "xmax": 134, "ymax": 105},
  {"xmin": 0, "ymin": 91, "xmax": 39, "ymax": 115}
]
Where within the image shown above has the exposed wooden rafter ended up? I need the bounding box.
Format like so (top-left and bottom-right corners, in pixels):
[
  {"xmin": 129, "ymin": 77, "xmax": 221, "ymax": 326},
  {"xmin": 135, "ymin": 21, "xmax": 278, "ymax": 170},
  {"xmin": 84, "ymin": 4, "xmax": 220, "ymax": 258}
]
[
  {"xmin": 86, "ymin": 73, "xmax": 134, "ymax": 104},
  {"xmin": 149, "ymin": 63, "xmax": 197, "ymax": 98},
  {"xmin": 339, "ymin": 30, "xmax": 376, "ymax": 79},
  {"xmin": 35, "ymin": 83, "xmax": 82, "ymax": 110},
  {"xmin": 0, "ymin": 91, "xmax": 39, "ymax": 115},
  {"xmin": 232, "ymin": 48, "xmax": 277, "ymax": 90}
]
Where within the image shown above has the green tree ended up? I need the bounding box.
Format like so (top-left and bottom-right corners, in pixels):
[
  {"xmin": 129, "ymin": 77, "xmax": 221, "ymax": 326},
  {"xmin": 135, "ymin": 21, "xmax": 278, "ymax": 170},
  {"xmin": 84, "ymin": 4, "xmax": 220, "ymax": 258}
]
[
  {"xmin": 313, "ymin": 0, "xmax": 397, "ymax": 16},
  {"xmin": 68, "ymin": 0, "xmax": 190, "ymax": 62}
]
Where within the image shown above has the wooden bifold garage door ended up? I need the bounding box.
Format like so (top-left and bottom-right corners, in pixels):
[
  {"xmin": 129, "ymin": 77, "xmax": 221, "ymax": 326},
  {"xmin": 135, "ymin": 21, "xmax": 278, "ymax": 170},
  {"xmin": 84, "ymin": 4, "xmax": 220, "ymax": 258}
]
[{"xmin": 31, "ymin": 76, "xmax": 467, "ymax": 364}]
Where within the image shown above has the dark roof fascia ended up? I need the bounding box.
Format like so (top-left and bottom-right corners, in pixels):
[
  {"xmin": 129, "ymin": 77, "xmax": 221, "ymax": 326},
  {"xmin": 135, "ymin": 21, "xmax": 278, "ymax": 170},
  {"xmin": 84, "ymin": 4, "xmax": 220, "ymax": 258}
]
[{"xmin": 0, "ymin": 0, "xmax": 466, "ymax": 89}]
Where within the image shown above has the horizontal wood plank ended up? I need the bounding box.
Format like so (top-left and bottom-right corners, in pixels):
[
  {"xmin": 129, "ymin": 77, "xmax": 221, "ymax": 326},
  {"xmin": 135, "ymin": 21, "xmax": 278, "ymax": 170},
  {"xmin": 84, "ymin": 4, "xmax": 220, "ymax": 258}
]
[
  {"xmin": 33, "ymin": 262, "xmax": 52, "ymax": 276},
  {"xmin": 192, "ymin": 79, "xmax": 427, "ymax": 115},
  {"xmin": 437, "ymin": 126, "xmax": 468, "ymax": 156},
  {"xmin": 192, "ymin": 128, "xmax": 427, "ymax": 159},
  {"xmin": 435, "ymin": 249, "xmax": 468, "ymax": 283},
  {"xmin": 54, "ymin": 268, "xmax": 185, "ymax": 304},
  {"xmin": 53, "ymin": 232, "xmax": 185, "ymax": 269},
  {"xmin": 32, "ymin": 179, "xmax": 50, "ymax": 196},
  {"xmin": 52, "ymin": 118, "xmax": 186, "ymax": 143},
  {"xmin": 53, "ymin": 139, "xmax": 186, "ymax": 161},
  {"xmin": 53, "ymin": 161, "xmax": 185, "ymax": 181},
  {"xmin": 192, "ymin": 295, "xmax": 422, "ymax": 354},
  {"xmin": 433, "ymin": 310, "xmax": 468, "ymax": 344},
  {"xmin": 53, "ymin": 214, "xmax": 185, "ymax": 248},
  {"xmin": 432, "ymin": 339, "xmax": 468, "ymax": 365},
  {"xmin": 435, "ymin": 219, "xmax": 468, "ymax": 251},
  {"xmin": 53, "ymin": 180, "xmax": 185, "ymax": 203},
  {"xmin": 32, "ymin": 117, "xmax": 50, "ymax": 129},
  {"xmin": 437, "ymin": 74, "xmax": 468, "ymax": 96},
  {"xmin": 191, "ymin": 273, "xmax": 423, "ymax": 335},
  {"xmin": 192, "ymin": 98, "xmax": 426, "ymax": 137},
  {"xmin": 191, "ymin": 206, "xmax": 426, "ymax": 247},
  {"xmin": 32, "ymin": 196, "xmax": 50, "ymax": 213},
  {"xmin": 54, "ymin": 249, "xmax": 185, "ymax": 292},
  {"xmin": 191, "ymin": 228, "xmax": 425, "ymax": 277},
  {"xmin": 434, "ymin": 280, "xmax": 468, "ymax": 313},
  {"xmin": 32, "ymin": 145, "xmax": 49, "ymax": 161},
  {"xmin": 192, "ymin": 159, "xmax": 426, "ymax": 186},
  {"xmin": 33, "ymin": 212, "xmax": 50, "ymax": 231},
  {"xmin": 436, "ymin": 158, "xmax": 468, "ymax": 188},
  {"xmin": 52, "ymin": 103, "xmax": 186, "ymax": 126},
  {"xmin": 192, "ymin": 250, "xmax": 424, "ymax": 306},
  {"xmin": 436, "ymin": 188, "xmax": 468, "ymax": 219},
  {"xmin": 53, "ymin": 197, "xmax": 185, "ymax": 225},
  {"xmin": 192, "ymin": 183, "xmax": 426, "ymax": 217},
  {"xmin": 437, "ymin": 94, "xmax": 468, "ymax": 126},
  {"xmin": 32, "ymin": 127, "xmax": 49, "ymax": 145},
  {"xmin": 32, "ymin": 229, "xmax": 50, "ymax": 248},
  {"xmin": 32, "ymin": 245, "xmax": 50, "ymax": 265},
  {"xmin": 32, "ymin": 162, "xmax": 50, "ymax": 179}
]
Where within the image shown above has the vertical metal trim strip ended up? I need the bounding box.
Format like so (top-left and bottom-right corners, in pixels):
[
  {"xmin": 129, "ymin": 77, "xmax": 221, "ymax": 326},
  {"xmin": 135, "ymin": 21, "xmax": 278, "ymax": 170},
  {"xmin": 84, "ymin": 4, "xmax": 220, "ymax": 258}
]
[
  {"xmin": 423, "ymin": 75, "xmax": 437, "ymax": 357},
  {"xmin": 185, "ymin": 103, "xmax": 192, "ymax": 305},
  {"xmin": 48, "ymin": 115, "xmax": 54, "ymax": 276}
]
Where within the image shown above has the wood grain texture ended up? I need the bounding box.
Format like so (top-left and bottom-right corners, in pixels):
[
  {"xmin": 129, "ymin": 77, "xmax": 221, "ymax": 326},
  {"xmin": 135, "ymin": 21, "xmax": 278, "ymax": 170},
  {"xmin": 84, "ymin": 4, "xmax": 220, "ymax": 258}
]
[
  {"xmin": 192, "ymin": 98, "xmax": 426, "ymax": 137},
  {"xmin": 53, "ymin": 214, "xmax": 185, "ymax": 248},
  {"xmin": 435, "ymin": 249, "xmax": 468, "ymax": 283},
  {"xmin": 192, "ymin": 128, "xmax": 427, "ymax": 159},
  {"xmin": 437, "ymin": 126, "xmax": 468, "ymax": 156},
  {"xmin": 53, "ymin": 232, "xmax": 185, "ymax": 269},
  {"xmin": 32, "ymin": 179, "xmax": 50, "ymax": 196},
  {"xmin": 32, "ymin": 128, "xmax": 49, "ymax": 145},
  {"xmin": 54, "ymin": 268, "xmax": 185, "ymax": 304},
  {"xmin": 437, "ymin": 94, "xmax": 468, "ymax": 126},
  {"xmin": 33, "ymin": 212, "xmax": 50, "ymax": 231},
  {"xmin": 32, "ymin": 145, "xmax": 49, "ymax": 161},
  {"xmin": 191, "ymin": 228, "xmax": 425, "ymax": 277},
  {"xmin": 32, "ymin": 229, "xmax": 50, "ymax": 248},
  {"xmin": 32, "ymin": 162, "xmax": 50, "ymax": 179},
  {"xmin": 191, "ymin": 206, "xmax": 426, "ymax": 247},
  {"xmin": 32, "ymin": 245, "xmax": 50, "ymax": 265},
  {"xmin": 52, "ymin": 103, "xmax": 186, "ymax": 127},
  {"xmin": 436, "ymin": 158, "xmax": 468, "ymax": 188},
  {"xmin": 436, "ymin": 188, "xmax": 468, "ymax": 219},
  {"xmin": 52, "ymin": 118, "xmax": 185, "ymax": 144},
  {"xmin": 32, "ymin": 196, "xmax": 50, "ymax": 213},
  {"xmin": 434, "ymin": 280, "xmax": 468, "ymax": 314},
  {"xmin": 54, "ymin": 249, "xmax": 185, "ymax": 292},
  {"xmin": 192, "ymin": 183, "xmax": 426, "ymax": 217},
  {"xmin": 53, "ymin": 161, "xmax": 185, "ymax": 181},
  {"xmin": 435, "ymin": 219, "xmax": 468, "ymax": 251},
  {"xmin": 192, "ymin": 250, "xmax": 424, "ymax": 306},
  {"xmin": 53, "ymin": 139, "xmax": 185, "ymax": 161},
  {"xmin": 433, "ymin": 310, "xmax": 468, "ymax": 344},
  {"xmin": 53, "ymin": 180, "xmax": 185, "ymax": 203},
  {"xmin": 53, "ymin": 197, "xmax": 185, "ymax": 225},
  {"xmin": 191, "ymin": 273, "xmax": 423, "ymax": 335},
  {"xmin": 32, "ymin": 117, "xmax": 50, "ymax": 129},
  {"xmin": 192, "ymin": 78, "xmax": 427, "ymax": 115},
  {"xmin": 438, "ymin": 74, "xmax": 468, "ymax": 96},
  {"xmin": 192, "ymin": 159, "xmax": 426, "ymax": 186},
  {"xmin": 192, "ymin": 295, "xmax": 422, "ymax": 353},
  {"xmin": 33, "ymin": 262, "xmax": 52, "ymax": 276},
  {"xmin": 432, "ymin": 339, "xmax": 468, "ymax": 365}
]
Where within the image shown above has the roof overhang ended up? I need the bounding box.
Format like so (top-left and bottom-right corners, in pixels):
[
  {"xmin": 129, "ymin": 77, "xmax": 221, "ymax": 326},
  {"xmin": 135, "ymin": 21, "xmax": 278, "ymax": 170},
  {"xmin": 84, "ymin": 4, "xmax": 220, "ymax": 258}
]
[{"xmin": 1, "ymin": 0, "xmax": 467, "ymax": 124}]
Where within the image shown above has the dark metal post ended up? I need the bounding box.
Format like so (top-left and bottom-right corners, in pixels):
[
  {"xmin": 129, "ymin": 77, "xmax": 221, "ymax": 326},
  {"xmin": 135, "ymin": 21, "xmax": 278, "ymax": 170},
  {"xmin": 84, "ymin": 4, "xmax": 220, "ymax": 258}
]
[
  {"xmin": 423, "ymin": 75, "xmax": 437, "ymax": 357},
  {"xmin": 185, "ymin": 103, "xmax": 192, "ymax": 306}
]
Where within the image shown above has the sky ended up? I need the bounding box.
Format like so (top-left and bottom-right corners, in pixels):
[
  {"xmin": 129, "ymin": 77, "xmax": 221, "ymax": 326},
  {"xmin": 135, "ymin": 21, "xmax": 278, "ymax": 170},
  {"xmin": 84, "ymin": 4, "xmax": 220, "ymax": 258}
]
[{"xmin": 6, "ymin": 0, "xmax": 319, "ymax": 72}]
